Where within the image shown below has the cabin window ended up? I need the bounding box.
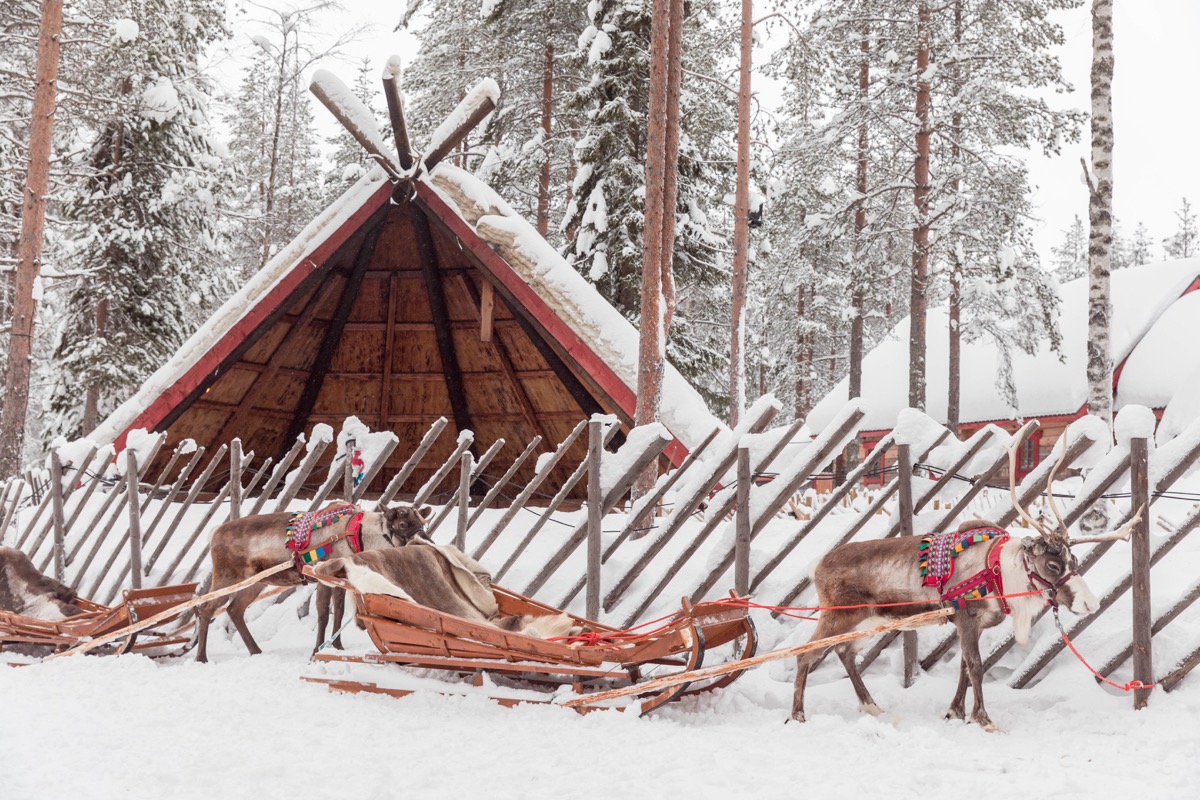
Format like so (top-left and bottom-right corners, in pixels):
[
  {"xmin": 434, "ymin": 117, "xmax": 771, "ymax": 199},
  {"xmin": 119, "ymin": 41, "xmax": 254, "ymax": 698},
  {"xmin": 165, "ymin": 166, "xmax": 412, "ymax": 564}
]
[{"xmin": 1017, "ymin": 429, "xmax": 1041, "ymax": 477}]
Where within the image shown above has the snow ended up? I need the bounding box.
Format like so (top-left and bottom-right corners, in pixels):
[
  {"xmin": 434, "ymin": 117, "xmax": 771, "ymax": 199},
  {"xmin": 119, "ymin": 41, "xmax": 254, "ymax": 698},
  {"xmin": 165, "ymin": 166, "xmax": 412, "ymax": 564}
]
[
  {"xmin": 479, "ymin": 0, "xmax": 499, "ymax": 18},
  {"xmin": 5, "ymin": 486, "xmax": 1200, "ymax": 797},
  {"xmin": 600, "ymin": 422, "xmax": 670, "ymax": 496},
  {"xmin": 807, "ymin": 259, "xmax": 1200, "ymax": 433},
  {"xmin": 1160, "ymin": 361, "xmax": 1200, "ymax": 440},
  {"xmin": 1060, "ymin": 414, "xmax": 1113, "ymax": 469},
  {"xmin": 383, "ymin": 54, "xmax": 402, "ymax": 80},
  {"xmin": 892, "ymin": 407, "xmax": 948, "ymax": 452},
  {"xmin": 1114, "ymin": 404, "xmax": 1157, "ymax": 445},
  {"xmin": 113, "ymin": 18, "xmax": 138, "ymax": 42},
  {"xmin": 141, "ymin": 76, "xmax": 181, "ymax": 123}
]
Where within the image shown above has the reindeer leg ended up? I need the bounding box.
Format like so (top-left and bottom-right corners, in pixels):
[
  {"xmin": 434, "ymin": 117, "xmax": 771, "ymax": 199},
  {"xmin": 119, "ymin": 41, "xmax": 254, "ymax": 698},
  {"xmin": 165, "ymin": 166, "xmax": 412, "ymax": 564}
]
[
  {"xmin": 314, "ymin": 584, "xmax": 331, "ymax": 655},
  {"xmin": 956, "ymin": 618, "xmax": 998, "ymax": 732},
  {"xmin": 330, "ymin": 588, "xmax": 346, "ymax": 650},
  {"xmin": 790, "ymin": 613, "xmax": 853, "ymax": 723},
  {"xmin": 226, "ymin": 584, "xmax": 267, "ymax": 656},
  {"xmin": 945, "ymin": 657, "xmax": 969, "ymax": 721},
  {"xmin": 835, "ymin": 645, "xmax": 882, "ymax": 716}
]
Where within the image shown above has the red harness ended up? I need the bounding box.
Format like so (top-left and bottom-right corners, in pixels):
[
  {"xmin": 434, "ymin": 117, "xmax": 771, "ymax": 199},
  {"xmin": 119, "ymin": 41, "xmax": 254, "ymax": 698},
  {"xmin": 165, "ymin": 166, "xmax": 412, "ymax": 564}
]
[
  {"xmin": 286, "ymin": 509, "xmax": 366, "ymax": 575},
  {"xmin": 938, "ymin": 533, "xmax": 1012, "ymax": 614}
]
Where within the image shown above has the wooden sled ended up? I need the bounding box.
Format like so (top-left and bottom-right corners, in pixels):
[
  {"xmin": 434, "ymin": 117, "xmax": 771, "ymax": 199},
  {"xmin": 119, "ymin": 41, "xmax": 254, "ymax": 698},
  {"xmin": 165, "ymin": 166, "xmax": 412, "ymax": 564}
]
[
  {"xmin": 303, "ymin": 570, "xmax": 757, "ymax": 716},
  {"xmin": 0, "ymin": 582, "xmax": 199, "ymax": 657}
]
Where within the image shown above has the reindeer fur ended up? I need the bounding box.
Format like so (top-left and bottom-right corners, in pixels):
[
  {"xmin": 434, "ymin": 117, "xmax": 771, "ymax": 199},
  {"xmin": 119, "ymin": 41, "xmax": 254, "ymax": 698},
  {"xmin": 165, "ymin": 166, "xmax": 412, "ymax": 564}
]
[{"xmin": 0, "ymin": 546, "xmax": 82, "ymax": 621}]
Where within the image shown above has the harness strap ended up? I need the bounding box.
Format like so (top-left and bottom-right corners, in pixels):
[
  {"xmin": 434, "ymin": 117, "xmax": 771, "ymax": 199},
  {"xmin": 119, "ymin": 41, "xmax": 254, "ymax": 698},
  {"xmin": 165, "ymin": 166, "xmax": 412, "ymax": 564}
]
[
  {"xmin": 940, "ymin": 533, "xmax": 1011, "ymax": 613},
  {"xmin": 291, "ymin": 509, "xmax": 366, "ymax": 576}
]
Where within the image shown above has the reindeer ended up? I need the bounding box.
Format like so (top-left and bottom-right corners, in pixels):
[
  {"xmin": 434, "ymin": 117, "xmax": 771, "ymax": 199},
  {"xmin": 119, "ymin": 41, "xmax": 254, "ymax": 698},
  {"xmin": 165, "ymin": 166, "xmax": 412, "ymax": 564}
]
[
  {"xmin": 194, "ymin": 503, "xmax": 430, "ymax": 662},
  {"xmin": 790, "ymin": 423, "xmax": 1133, "ymax": 731}
]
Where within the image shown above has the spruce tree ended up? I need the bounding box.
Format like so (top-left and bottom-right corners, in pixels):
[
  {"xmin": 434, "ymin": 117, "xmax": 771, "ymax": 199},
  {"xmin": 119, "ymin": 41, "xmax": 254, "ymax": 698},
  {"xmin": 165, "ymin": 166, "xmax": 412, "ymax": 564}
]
[
  {"xmin": 43, "ymin": 0, "xmax": 231, "ymax": 441},
  {"xmin": 1164, "ymin": 197, "xmax": 1197, "ymax": 259}
]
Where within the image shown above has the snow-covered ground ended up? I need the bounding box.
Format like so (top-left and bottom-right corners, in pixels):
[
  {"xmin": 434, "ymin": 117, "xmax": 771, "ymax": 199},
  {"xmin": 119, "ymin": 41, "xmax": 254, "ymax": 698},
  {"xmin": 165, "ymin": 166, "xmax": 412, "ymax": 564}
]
[
  {"xmin": 5, "ymin": 422, "xmax": 1200, "ymax": 798},
  {"xmin": 4, "ymin": 578, "xmax": 1199, "ymax": 799}
]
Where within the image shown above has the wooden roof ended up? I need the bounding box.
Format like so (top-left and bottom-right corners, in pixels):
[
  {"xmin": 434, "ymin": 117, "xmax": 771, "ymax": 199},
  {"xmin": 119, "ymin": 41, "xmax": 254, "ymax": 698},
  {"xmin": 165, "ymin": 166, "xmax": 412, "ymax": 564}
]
[{"xmin": 104, "ymin": 177, "xmax": 689, "ymax": 500}]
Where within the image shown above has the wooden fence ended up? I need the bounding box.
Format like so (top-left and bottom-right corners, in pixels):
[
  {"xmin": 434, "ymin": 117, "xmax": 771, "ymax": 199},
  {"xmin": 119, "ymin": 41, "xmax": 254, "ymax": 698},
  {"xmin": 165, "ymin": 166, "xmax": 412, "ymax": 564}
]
[{"xmin": 2, "ymin": 399, "xmax": 1198, "ymax": 703}]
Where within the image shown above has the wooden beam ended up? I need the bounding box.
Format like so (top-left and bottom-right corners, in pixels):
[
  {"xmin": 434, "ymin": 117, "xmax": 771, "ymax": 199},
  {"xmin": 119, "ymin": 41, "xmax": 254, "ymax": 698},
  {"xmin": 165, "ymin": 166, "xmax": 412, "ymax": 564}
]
[
  {"xmin": 412, "ymin": 203, "xmax": 476, "ymax": 447},
  {"xmin": 480, "ymin": 281, "xmax": 494, "ymax": 342},
  {"xmin": 282, "ymin": 211, "xmax": 388, "ymax": 448},
  {"xmin": 382, "ymin": 59, "xmax": 414, "ymax": 171},
  {"xmin": 380, "ymin": 271, "xmax": 398, "ymax": 432},
  {"xmin": 342, "ymin": 319, "xmax": 524, "ymax": 333}
]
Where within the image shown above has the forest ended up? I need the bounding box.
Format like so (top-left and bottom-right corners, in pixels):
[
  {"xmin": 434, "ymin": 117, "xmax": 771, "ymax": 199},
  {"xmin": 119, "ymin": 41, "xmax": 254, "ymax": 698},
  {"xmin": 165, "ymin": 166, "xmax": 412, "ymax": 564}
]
[{"xmin": 1, "ymin": 0, "xmax": 1197, "ymax": 473}]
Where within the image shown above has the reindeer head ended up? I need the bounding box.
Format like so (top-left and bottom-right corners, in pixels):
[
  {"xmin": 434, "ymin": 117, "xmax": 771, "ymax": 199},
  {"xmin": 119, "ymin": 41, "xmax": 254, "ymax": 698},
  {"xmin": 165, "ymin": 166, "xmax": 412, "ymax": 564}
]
[
  {"xmin": 383, "ymin": 504, "xmax": 433, "ymax": 546},
  {"xmin": 1007, "ymin": 422, "xmax": 1102, "ymax": 615}
]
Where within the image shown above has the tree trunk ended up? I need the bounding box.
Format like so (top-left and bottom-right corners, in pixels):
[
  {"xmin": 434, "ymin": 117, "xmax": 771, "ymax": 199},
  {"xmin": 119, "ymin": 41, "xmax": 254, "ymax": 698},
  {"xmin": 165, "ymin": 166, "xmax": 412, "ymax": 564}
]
[
  {"xmin": 537, "ymin": 38, "xmax": 554, "ymax": 238},
  {"xmin": 795, "ymin": 281, "xmax": 809, "ymax": 421},
  {"xmin": 729, "ymin": 0, "xmax": 753, "ymax": 426},
  {"xmin": 260, "ymin": 31, "xmax": 290, "ymax": 270},
  {"xmin": 947, "ymin": 0, "xmax": 963, "ymax": 437},
  {"xmin": 631, "ymin": 0, "xmax": 683, "ymax": 533},
  {"xmin": 845, "ymin": 18, "xmax": 869, "ymax": 471},
  {"xmin": 909, "ymin": 2, "xmax": 932, "ymax": 412},
  {"xmin": 0, "ymin": 0, "xmax": 64, "ymax": 477},
  {"xmin": 1086, "ymin": 0, "xmax": 1115, "ymax": 429}
]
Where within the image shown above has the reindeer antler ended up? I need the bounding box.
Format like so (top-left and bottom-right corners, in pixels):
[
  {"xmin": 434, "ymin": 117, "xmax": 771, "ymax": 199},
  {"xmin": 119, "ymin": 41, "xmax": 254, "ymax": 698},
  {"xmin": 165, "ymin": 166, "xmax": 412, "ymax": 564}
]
[
  {"xmin": 1042, "ymin": 432, "xmax": 1073, "ymax": 547},
  {"xmin": 1069, "ymin": 504, "xmax": 1145, "ymax": 546},
  {"xmin": 1008, "ymin": 420, "xmax": 1055, "ymax": 537}
]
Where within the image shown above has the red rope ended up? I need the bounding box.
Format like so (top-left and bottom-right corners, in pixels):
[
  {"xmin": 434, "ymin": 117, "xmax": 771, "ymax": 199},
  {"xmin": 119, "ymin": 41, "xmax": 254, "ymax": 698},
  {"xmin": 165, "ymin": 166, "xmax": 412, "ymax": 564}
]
[{"xmin": 1053, "ymin": 609, "xmax": 1154, "ymax": 693}]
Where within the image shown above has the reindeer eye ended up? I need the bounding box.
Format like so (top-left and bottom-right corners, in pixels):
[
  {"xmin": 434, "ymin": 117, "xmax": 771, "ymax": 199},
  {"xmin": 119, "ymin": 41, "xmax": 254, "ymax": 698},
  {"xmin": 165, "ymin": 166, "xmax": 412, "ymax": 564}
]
[{"xmin": 1047, "ymin": 562, "xmax": 1062, "ymax": 574}]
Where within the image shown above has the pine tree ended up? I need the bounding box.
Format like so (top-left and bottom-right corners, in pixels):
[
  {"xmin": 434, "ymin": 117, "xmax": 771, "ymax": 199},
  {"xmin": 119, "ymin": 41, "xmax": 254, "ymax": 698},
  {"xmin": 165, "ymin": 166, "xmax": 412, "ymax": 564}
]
[
  {"xmin": 1127, "ymin": 221, "xmax": 1154, "ymax": 266},
  {"xmin": 1164, "ymin": 197, "xmax": 1197, "ymax": 259},
  {"xmin": 1052, "ymin": 215, "xmax": 1087, "ymax": 281},
  {"xmin": 43, "ymin": 0, "xmax": 231, "ymax": 441}
]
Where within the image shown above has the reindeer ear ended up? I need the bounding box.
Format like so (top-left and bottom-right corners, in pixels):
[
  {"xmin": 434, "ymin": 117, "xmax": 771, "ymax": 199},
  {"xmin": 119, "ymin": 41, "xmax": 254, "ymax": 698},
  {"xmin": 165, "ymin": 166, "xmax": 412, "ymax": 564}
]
[{"xmin": 418, "ymin": 505, "xmax": 432, "ymax": 521}]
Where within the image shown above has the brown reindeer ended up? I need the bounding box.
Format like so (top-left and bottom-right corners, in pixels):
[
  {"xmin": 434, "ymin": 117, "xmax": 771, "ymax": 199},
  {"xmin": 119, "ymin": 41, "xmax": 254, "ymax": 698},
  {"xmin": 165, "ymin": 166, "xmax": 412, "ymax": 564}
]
[
  {"xmin": 0, "ymin": 546, "xmax": 82, "ymax": 620},
  {"xmin": 790, "ymin": 423, "xmax": 1131, "ymax": 731},
  {"xmin": 194, "ymin": 503, "xmax": 429, "ymax": 662}
]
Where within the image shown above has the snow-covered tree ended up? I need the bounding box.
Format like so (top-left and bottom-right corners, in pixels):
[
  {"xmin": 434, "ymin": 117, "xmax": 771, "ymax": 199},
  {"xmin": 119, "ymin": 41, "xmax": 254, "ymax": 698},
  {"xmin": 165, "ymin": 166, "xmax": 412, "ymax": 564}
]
[
  {"xmin": 1052, "ymin": 215, "xmax": 1087, "ymax": 281},
  {"xmin": 565, "ymin": 0, "xmax": 732, "ymax": 390},
  {"xmin": 1085, "ymin": 0, "xmax": 1115, "ymax": 428},
  {"xmin": 43, "ymin": 0, "xmax": 231, "ymax": 441},
  {"xmin": 323, "ymin": 57, "xmax": 384, "ymax": 200},
  {"xmin": 1126, "ymin": 221, "xmax": 1154, "ymax": 267},
  {"xmin": 1164, "ymin": 197, "xmax": 1197, "ymax": 259}
]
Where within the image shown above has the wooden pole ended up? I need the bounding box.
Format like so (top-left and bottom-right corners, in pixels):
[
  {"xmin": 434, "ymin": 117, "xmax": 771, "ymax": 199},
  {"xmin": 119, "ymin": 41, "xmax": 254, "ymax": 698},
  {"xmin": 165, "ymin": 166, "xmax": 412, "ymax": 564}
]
[
  {"xmin": 734, "ymin": 443, "xmax": 751, "ymax": 596},
  {"xmin": 1130, "ymin": 435, "xmax": 1152, "ymax": 709},
  {"xmin": 897, "ymin": 444, "xmax": 918, "ymax": 687},
  {"xmin": 560, "ymin": 608, "xmax": 953, "ymax": 709},
  {"xmin": 230, "ymin": 439, "xmax": 243, "ymax": 520},
  {"xmin": 125, "ymin": 450, "xmax": 143, "ymax": 590},
  {"xmin": 0, "ymin": 0, "xmax": 63, "ymax": 476},
  {"xmin": 455, "ymin": 451, "xmax": 472, "ymax": 551},
  {"xmin": 50, "ymin": 452, "xmax": 66, "ymax": 581},
  {"xmin": 586, "ymin": 419, "xmax": 604, "ymax": 620},
  {"xmin": 381, "ymin": 56, "xmax": 414, "ymax": 171}
]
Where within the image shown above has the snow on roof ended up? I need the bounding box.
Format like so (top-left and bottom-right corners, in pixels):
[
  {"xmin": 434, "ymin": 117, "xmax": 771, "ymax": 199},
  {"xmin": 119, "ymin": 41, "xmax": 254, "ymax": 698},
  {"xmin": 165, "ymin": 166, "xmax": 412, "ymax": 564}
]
[
  {"xmin": 91, "ymin": 157, "xmax": 727, "ymax": 455},
  {"xmin": 90, "ymin": 167, "xmax": 392, "ymax": 446},
  {"xmin": 807, "ymin": 259, "xmax": 1200, "ymax": 435},
  {"xmin": 427, "ymin": 164, "xmax": 728, "ymax": 451}
]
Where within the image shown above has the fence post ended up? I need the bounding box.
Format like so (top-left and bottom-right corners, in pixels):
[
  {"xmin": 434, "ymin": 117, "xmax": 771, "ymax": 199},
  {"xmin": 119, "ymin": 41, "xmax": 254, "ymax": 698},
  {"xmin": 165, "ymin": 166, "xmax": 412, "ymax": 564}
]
[
  {"xmin": 343, "ymin": 436, "xmax": 356, "ymax": 500},
  {"xmin": 586, "ymin": 418, "xmax": 604, "ymax": 620},
  {"xmin": 126, "ymin": 450, "xmax": 144, "ymax": 590},
  {"xmin": 455, "ymin": 451, "xmax": 472, "ymax": 551},
  {"xmin": 1130, "ymin": 435, "xmax": 1153, "ymax": 709},
  {"xmin": 896, "ymin": 443, "xmax": 917, "ymax": 688},
  {"xmin": 735, "ymin": 443, "xmax": 751, "ymax": 596},
  {"xmin": 50, "ymin": 452, "xmax": 66, "ymax": 581},
  {"xmin": 230, "ymin": 439, "xmax": 243, "ymax": 520}
]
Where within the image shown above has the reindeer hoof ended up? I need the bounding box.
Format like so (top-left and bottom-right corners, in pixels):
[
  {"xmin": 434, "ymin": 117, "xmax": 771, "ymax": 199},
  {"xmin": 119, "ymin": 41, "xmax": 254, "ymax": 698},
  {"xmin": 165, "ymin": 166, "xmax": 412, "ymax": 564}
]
[
  {"xmin": 788, "ymin": 711, "xmax": 806, "ymax": 724},
  {"xmin": 859, "ymin": 702, "xmax": 883, "ymax": 717},
  {"xmin": 973, "ymin": 715, "xmax": 1002, "ymax": 733},
  {"xmin": 944, "ymin": 708, "xmax": 966, "ymax": 721}
]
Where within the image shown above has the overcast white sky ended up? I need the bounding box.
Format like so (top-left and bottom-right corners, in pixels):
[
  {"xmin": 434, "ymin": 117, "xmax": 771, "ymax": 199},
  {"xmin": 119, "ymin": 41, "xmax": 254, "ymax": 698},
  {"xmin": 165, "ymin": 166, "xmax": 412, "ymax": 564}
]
[{"xmin": 217, "ymin": 0, "xmax": 1199, "ymax": 267}]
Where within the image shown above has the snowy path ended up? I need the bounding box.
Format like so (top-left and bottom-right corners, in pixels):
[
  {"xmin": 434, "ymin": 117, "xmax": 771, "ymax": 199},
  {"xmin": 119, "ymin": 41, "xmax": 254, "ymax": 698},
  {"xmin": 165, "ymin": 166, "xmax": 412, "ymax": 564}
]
[{"xmin": 3, "ymin": 596, "xmax": 1197, "ymax": 800}]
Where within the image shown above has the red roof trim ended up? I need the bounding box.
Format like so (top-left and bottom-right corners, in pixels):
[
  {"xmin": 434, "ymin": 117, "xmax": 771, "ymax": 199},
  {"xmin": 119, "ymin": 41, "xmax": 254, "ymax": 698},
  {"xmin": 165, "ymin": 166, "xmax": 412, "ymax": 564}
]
[{"xmin": 112, "ymin": 181, "xmax": 395, "ymax": 451}]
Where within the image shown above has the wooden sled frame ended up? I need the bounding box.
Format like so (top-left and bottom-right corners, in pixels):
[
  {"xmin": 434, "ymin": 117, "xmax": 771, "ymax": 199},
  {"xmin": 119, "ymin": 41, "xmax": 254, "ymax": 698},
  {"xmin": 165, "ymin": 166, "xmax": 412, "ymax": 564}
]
[
  {"xmin": 303, "ymin": 570, "xmax": 758, "ymax": 716},
  {"xmin": 0, "ymin": 582, "xmax": 199, "ymax": 657}
]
